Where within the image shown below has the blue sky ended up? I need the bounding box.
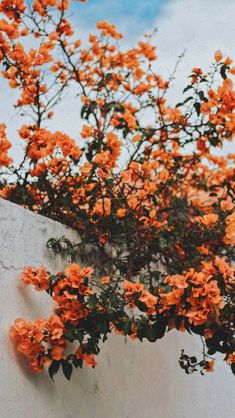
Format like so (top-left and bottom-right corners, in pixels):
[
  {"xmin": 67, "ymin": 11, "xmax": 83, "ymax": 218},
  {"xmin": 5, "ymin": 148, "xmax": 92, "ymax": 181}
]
[{"xmin": 72, "ymin": 0, "xmax": 167, "ymax": 39}]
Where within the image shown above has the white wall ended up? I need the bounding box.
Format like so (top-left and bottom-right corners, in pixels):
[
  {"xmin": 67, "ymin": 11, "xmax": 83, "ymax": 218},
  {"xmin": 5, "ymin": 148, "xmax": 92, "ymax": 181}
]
[{"xmin": 0, "ymin": 198, "xmax": 234, "ymax": 418}]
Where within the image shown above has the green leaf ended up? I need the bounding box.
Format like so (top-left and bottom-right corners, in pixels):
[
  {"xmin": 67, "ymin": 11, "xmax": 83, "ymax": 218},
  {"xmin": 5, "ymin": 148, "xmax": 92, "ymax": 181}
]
[
  {"xmin": 81, "ymin": 104, "xmax": 88, "ymax": 119},
  {"xmin": 220, "ymin": 64, "xmax": 228, "ymax": 80},
  {"xmin": 145, "ymin": 326, "xmax": 158, "ymax": 342},
  {"xmin": 194, "ymin": 102, "xmax": 201, "ymax": 116},
  {"xmin": 87, "ymin": 294, "xmax": 98, "ymax": 309},
  {"xmin": 176, "ymin": 96, "xmax": 193, "ymax": 108},
  {"xmin": 209, "ymin": 136, "xmax": 220, "ymax": 146},
  {"xmin": 183, "ymin": 85, "xmax": 193, "ymax": 94},
  {"xmin": 64, "ymin": 328, "xmax": 75, "ymax": 342},
  {"xmin": 61, "ymin": 360, "xmax": 73, "ymax": 381},
  {"xmin": 72, "ymin": 357, "xmax": 83, "ymax": 369},
  {"xmin": 122, "ymin": 320, "xmax": 132, "ymax": 335},
  {"xmin": 152, "ymin": 318, "xmax": 167, "ymax": 339},
  {"xmin": 48, "ymin": 360, "xmax": 60, "ymax": 381},
  {"xmin": 75, "ymin": 331, "xmax": 83, "ymax": 345},
  {"xmin": 231, "ymin": 362, "xmax": 235, "ymax": 376},
  {"xmin": 105, "ymin": 178, "xmax": 114, "ymax": 188},
  {"xmin": 200, "ymin": 77, "xmax": 208, "ymax": 83},
  {"xmin": 136, "ymin": 300, "xmax": 148, "ymax": 312},
  {"xmin": 106, "ymin": 73, "xmax": 112, "ymax": 82},
  {"xmin": 198, "ymin": 91, "xmax": 208, "ymax": 102},
  {"xmin": 159, "ymin": 237, "xmax": 168, "ymax": 250}
]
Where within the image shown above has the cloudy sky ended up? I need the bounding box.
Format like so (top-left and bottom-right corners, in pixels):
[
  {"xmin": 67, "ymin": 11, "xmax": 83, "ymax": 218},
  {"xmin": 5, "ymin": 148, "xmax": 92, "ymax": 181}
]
[
  {"xmin": 73, "ymin": 0, "xmax": 166, "ymax": 39},
  {"xmin": 74, "ymin": 0, "xmax": 235, "ymax": 90},
  {"xmin": 2, "ymin": 0, "xmax": 235, "ymax": 161}
]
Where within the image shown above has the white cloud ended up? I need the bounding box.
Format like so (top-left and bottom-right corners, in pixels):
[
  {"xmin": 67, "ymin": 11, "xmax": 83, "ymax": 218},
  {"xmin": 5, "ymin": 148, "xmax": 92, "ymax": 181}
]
[{"xmin": 154, "ymin": 0, "xmax": 235, "ymax": 96}]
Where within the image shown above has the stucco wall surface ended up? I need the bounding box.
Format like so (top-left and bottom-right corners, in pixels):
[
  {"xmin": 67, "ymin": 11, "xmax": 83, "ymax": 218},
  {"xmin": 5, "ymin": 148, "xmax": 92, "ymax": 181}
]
[{"xmin": 0, "ymin": 197, "xmax": 234, "ymax": 418}]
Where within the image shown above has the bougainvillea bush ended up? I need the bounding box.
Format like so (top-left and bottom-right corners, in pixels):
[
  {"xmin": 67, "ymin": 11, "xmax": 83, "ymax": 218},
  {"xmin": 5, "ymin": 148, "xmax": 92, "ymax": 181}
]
[{"xmin": 0, "ymin": 0, "xmax": 234, "ymax": 379}]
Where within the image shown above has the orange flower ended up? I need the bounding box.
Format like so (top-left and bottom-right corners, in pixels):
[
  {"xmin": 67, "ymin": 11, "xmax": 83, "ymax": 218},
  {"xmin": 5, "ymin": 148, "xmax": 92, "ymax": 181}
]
[
  {"xmin": 83, "ymin": 353, "xmax": 97, "ymax": 368},
  {"xmin": 116, "ymin": 208, "xmax": 126, "ymax": 218},
  {"xmin": 106, "ymin": 132, "xmax": 122, "ymax": 165},
  {"xmin": 197, "ymin": 245, "xmax": 210, "ymax": 255},
  {"xmin": 96, "ymin": 21, "xmax": 123, "ymax": 39},
  {"xmin": 29, "ymin": 356, "xmax": 44, "ymax": 373},
  {"xmin": 224, "ymin": 211, "xmax": 235, "ymax": 245},
  {"xmin": 100, "ymin": 276, "xmax": 110, "ymax": 284},
  {"xmin": 10, "ymin": 317, "xmax": 47, "ymax": 358},
  {"xmin": 192, "ymin": 67, "xmax": 202, "ymax": 75},
  {"xmin": 26, "ymin": 129, "xmax": 56, "ymax": 160},
  {"xmin": 0, "ymin": 124, "xmax": 12, "ymax": 167},
  {"xmin": 220, "ymin": 197, "xmax": 234, "ymax": 212},
  {"xmin": 51, "ymin": 346, "xmax": 65, "ymax": 360},
  {"xmin": 214, "ymin": 50, "xmax": 223, "ymax": 62},
  {"xmin": 0, "ymin": 185, "xmax": 15, "ymax": 199},
  {"xmin": 214, "ymin": 256, "xmax": 235, "ymax": 281},
  {"xmin": 161, "ymin": 265, "xmax": 224, "ymax": 326},
  {"xmin": 81, "ymin": 125, "xmax": 94, "ymax": 138},
  {"xmin": 21, "ymin": 266, "xmax": 50, "ymax": 291},
  {"xmin": 206, "ymin": 360, "xmax": 215, "ymax": 372},
  {"xmin": 123, "ymin": 111, "xmax": 137, "ymax": 129},
  {"xmin": 64, "ymin": 263, "xmax": 84, "ymax": 287},
  {"xmin": 55, "ymin": 131, "xmax": 82, "ymax": 160},
  {"xmin": 196, "ymin": 213, "xmax": 219, "ymax": 228},
  {"xmin": 75, "ymin": 346, "xmax": 97, "ymax": 368},
  {"xmin": 93, "ymin": 197, "xmax": 111, "ymax": 217},
  {"xmin": 139, "ymin": 289, "xmax": 157, "ymax": 311},
  {"xmin": 226, "ymin": 352, "xmax": 235, "ymax": 364},
  {"xmin": 138, "ymin": 41, "xmax": 156, "ymax": 61},
  {"xmin": 165, "ymin": 274, "xmax": 188, "ymax": 289},
  {"xmin": 46, "ymin": 315, "xmax": 64, "ymax": 341},
  {"xmin": 123, "ymin": 280, "xmax": 144, "ymax": 296},
  {"xmin": 132, "ymin": 134, "xmax": 141, "ymax": 143},
  {"xmin": 30, "ymin": 162, "xmax": 47, "ymax": 177}
]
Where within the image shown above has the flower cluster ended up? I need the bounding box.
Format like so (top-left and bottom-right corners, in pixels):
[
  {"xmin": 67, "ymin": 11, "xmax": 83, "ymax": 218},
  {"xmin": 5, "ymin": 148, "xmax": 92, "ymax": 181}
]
[
  {"xmin": 10, "ymin": 256, "xmax": 235, "ymax": 379},
  {"xmin": 224, "ymin": 211, "xmax": 235, "ymax": 245},
  {"xmin": 0, "ymin": 124, "xmax": 12, "ymax": 167},
  {"xmin": 11, "ymin": 264, "xmax": 97, "ymax": 377},
  {"xmin": 0, "ymin": 0, "xmax": 234, "ymax": 379},
  {"xmin": 160, "ymin": 265, "xmax": 224, "ymax": 327}
]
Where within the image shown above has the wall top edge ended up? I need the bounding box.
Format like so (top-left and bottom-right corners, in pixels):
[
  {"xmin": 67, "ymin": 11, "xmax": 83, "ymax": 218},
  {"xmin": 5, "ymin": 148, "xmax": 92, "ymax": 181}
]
[{"xmin": 0, "ymin": 197, "xmax": 78, "ymax": 236}]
